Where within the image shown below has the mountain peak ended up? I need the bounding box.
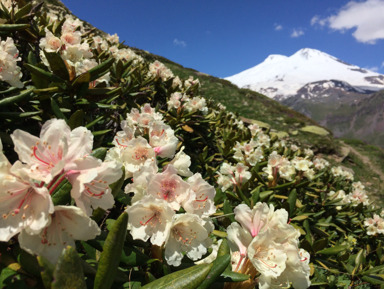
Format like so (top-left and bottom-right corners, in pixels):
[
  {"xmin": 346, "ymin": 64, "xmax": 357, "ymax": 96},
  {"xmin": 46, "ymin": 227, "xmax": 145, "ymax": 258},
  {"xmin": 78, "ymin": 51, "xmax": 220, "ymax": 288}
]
[
  {"xmin": 293, "ymin": 48, "xmax": 329, "ymax": 60},
  {"xmin": 225, "ymin": 48, "xmax": 384, "ymax": 99}
]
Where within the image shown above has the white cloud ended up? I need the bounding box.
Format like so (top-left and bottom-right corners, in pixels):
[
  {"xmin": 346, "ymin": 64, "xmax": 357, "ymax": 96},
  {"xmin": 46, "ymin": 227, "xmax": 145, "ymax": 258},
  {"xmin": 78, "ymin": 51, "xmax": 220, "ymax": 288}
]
[
  {"xmin": 274, "ymin": 24, "xmax": 283, "ymax": 31},
  {"xmin": 311, "ymin": 15, "xmax": 327, "ymax": 27},
  {"xmin": 291, "ymin": 28, "xmax": 304, "ymax": 38},
  {"xmin": 173, "ymin": 38, "xmax": 187, "ymax": 47},
  {"xmin": 381, "ymin": 61, "xmax": 384, "ymax": 67},
  {"xmin": 365, "ymin": 66, "xmax": 379, "ymax": 72},
  {"xmin": 312, "ymin": 0, "xmax": 384, "ymax": 44}
]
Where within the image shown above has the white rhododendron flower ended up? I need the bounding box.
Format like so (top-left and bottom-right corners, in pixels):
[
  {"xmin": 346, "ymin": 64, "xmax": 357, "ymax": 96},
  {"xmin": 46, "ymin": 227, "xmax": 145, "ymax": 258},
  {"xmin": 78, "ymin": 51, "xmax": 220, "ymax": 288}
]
[
  {"xmin": 147, "ymin": 165, "xmax": 190, "ymax": 211},
  {"xmin": 234, "ymin": 203, "xmax": 273, "ymax": 238},
  {"xmin": 168, "ymin": 146, "xmax": 193, "ymax": 177},
  {"xmin": 11, "ymin": 119, "xmax": 93, "ymax": 183},
  {"xmin": 165, "ymin": 213, "xmax": 212, "ymax": 266},
  {"xmin": 148, "ymin": 60, "xmax": 174, "ymax": 81},
  {"xmin": 39, "ymin": 29, "xmax": 62, "ymax": 52},
  {"xmin": 106, "ymin": 136, "xmax": 157, "ymax": 179},
  {"xmin": 124, "ymin": 165, "xmax": 157, "ymax": 204},
  {"xmin": 126, "ymin": 196, "xmax": 174, "ymax": 246},
  {"xmin": 67, "ymin": 157, "xmax": 123, "ymax": 216},
  {"xmin": 0, "ymin": 37, "xmax": 23, "ymax": 88},
  {"xmin": 19, "ymin": 206, "xmax": 100, "ymax": 263},
  {"xmin": 0, "ymin": 161, "xmax": 54, "ymax": 241},
  {"xmin": 227, "ymin": 222, "xmax": 252, "ymax": 270},
  {"xmin": 182, "ymin": 173, "xmax": 216, "ymax": 217},
  {"xmin": 149, "ymin": 121, "xmax": 179, "ymax": 158},
  {"xmin": 247, "ymin": 232, "xmax": 287, "ymax": 279},
  {"xmin": 227, "ymin": 203, "xmax": 311, "ymax": 289}
]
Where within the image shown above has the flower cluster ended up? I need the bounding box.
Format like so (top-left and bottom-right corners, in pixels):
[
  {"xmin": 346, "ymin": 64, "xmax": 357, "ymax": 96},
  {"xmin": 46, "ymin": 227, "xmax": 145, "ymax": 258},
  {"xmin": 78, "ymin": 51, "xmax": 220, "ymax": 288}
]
[
  {"xmin": 0, "ymin": 119, "xmax": 122, "ymax": 263},
  {"xmin": 328, "ymin": 181, "xmax": 370, "ymax": 207},
  {"xmin": 106, "ymin": 104, "xmax": 216, "ymax": 266},
  {"xmin": 227, "ymin": 203, "xmax": 310, "ymax": 289},
  {"xmin": 168, "ymin": 92, "xmax": 208, "ymax": 114},
  {"xmin": 364, "ymin": 214, "xmax": 384, "ymax": 236},
  {"xmin": 0, "ymin": 37, "xmax": 23, "ymax": 88}
]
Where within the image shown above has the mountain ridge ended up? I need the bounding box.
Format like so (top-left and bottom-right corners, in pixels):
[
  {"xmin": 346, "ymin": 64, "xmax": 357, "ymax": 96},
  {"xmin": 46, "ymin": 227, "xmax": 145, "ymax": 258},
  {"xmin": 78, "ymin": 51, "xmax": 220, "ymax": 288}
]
[{"xmin": 225, "ymin": 48, "xmax": 384, "ymax": 99}]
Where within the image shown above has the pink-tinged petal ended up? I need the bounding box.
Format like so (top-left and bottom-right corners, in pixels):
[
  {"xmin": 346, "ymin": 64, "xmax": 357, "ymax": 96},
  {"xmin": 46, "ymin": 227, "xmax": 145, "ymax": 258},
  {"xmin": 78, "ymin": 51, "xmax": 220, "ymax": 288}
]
[
  {"xmin": 19, "ymin": 206, "xmax": 100, "ymax": 263},
  {"xmin": 248, "ymin": 231, "xmax": 287, "ymax": 278},
  {"xmin": 126, "ymin": 196, "xmax": 174, "ymax": 246},
  {"xmin": 70, "ymin": 159, "xmax": 122, "ymax": 216},
  {"xmin": 226, "ymin": 222, "xmax": 252, "ymax": 257},
  {"xmin": 0, "ymin": 167, "xmax": 53, "ymax": 241},
  {"xmin": 65, "ymin": 127, "xmax": 93, "ymax": 164},
  {"xmin": 183, "ymin": 173, "xmax": 216, "ymax": 217},
  {"xmin": 147, "ymin": 165, "xmax": 190, "ymax": 211},
  {"xmin": 0, "ymin": 139, "xmax": 11, "ymax": 173},
  {"xmin": 11, "ymin": 128, "xmax": 67, "ymax": 183},
  {"xmin": 165, "ymin": 214, "xmax": 211, "ymax": 266}
]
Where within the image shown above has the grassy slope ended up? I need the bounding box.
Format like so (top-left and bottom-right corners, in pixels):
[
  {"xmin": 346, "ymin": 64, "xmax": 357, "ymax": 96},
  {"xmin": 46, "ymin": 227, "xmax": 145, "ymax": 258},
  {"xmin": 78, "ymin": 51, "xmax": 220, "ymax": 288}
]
[
  {"xmin": 142, "ymin": 54, "xmax": 384, "ymax": 201},
  {"xmin": 50, "ymin": 0, "xmax": 384, "ymax": 201}
]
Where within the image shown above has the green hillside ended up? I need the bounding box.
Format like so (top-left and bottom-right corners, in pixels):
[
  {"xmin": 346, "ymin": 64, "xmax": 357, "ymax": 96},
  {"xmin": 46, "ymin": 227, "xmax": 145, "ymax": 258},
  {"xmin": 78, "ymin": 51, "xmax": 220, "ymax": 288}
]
[{"xmin": 136, "ymin": 53, "xmax": 384, "ymax": 201}]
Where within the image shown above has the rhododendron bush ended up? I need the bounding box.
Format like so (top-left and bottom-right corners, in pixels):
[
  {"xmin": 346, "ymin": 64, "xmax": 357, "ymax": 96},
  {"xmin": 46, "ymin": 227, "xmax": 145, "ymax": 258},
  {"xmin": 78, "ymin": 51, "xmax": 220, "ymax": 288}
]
[{"xmin": 1, "ymin": 1, "xmax": 384, "ymax": 289}]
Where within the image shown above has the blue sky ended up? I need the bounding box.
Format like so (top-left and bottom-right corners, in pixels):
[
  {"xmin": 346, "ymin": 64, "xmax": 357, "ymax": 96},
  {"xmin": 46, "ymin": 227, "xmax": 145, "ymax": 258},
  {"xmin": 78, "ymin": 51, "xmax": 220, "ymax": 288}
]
[{"xmin": 61, "ymin": 0, "xmax": 384, "ymax": 78}]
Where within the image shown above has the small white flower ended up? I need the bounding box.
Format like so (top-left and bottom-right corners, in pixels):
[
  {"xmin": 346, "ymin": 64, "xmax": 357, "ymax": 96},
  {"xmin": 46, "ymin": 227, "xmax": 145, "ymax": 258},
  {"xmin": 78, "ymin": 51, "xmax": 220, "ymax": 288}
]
[
  {"xmin": 183, "ymin": 173, "xmax": 216, "ymax": 217},
  {"xmin": 147, "ymin": 165, "xmax": 190, "ymax": 211},
  {"xmin": 126, "ymin": 195, "xmax": 174, "ymax": 246},
  {"xmin": 164, "ymin": 213, "xmax": 212, "ymax": 266},
  {"xmin": 19, "ymin": 205, "xmax": 100, "ymax": 264}
]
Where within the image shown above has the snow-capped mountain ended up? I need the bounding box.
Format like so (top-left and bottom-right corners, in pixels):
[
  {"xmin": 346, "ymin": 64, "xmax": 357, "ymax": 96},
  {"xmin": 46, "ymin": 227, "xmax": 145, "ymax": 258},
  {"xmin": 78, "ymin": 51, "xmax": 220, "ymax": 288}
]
[{"xmin": 225, "ymin": 48, "xmax": 384, "ymax": 99}]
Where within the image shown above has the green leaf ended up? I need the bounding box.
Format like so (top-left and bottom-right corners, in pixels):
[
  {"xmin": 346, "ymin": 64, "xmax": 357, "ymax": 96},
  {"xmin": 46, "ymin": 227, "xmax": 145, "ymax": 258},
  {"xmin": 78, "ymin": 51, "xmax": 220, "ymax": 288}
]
[
  {"xmin": 24, "ymin": 63, "xmax": 62, "ymax": 83},
  {"xmin": 0, "ymin": 88, "xmax": 34, "ymax": 107},
  {"xmin": 0, "ymin": 110, "xmax": 42, "ymax": 119},
  {"xmin": 52, "ymin": 246, "xmax": 86, "ymax": 289},
  {"xmin": 0, "ymin": 23, "xmax": 30, "ymax": 31},
  {"xmin": 44, "ymin": 51, "xmax": 70, "ymax": 81},
  {"xmin": 92, "ymin": 129, "xmax": 112, "ymax": 136},
  {"xmin": 91, "ymin": 147, "xmax": 108, "ymax": 161},
  {"xmin": 110, "ymin": 166, "xmax": 125, "ymax": 197},
  {"xmin": 141, "ymin": 263, "xmax": 213, "ymax": 289},
  {"xmin": 94, "ymin": 212, "xmax": 128, "ymax": 289},
  {"xmin": 50, "ymin": 97, "xmax": 67, "ymax": 120},
  {"xmin": 68, "ymin": 109, "xmax": 84, "ymax": 129},
  {"xmin": 88, "ymin": 58, "xmax": 115, "ymax": 82},
  {"xmin": 51, "ymin": 178, "xmax": 72, "ymax": 206},
  {"xmin": 287, "ymin": 189, "xmax": 297, "ymax": 216},
  {"xmin": 220, "ymin": 270, "xmax": 250, "ymax": 282},
  {"xmin": 196, "ymin": 255, "xmax": 230, "ymax": 289},
  {"xmin": 259, "ymin": 190, "xmax": 274, "ymax": 201},
  {"xmin": 317, "ymin": 245, "xmax": 349, "ymax": 255},
  {"xmin": 72, "ymin": 71, "xmax": 91, "ymax": 86},
  {"xmin": 217, "ymin": 239, "xmax": 230, "ymax": 257},
  {"xmin": 13, "ymin": 2, "xmax": 32, "ymax": 20},
  {"xmin": 362, "ymin": 275, "xmax": 384, "ymax": 285}
]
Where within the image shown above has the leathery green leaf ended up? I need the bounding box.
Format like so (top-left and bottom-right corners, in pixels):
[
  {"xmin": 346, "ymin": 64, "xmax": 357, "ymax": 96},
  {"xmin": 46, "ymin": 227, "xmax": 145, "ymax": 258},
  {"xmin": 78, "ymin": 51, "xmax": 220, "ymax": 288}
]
[
  {"xmin": 89, "ymin": 58, "xmax": 115, "ymax": 81},
  {"xmin": 91, "ymin": 147, "xmax": 108, "ymax": 161},
  {"xmin": 196, "ymin": 255, "xmax": 230, "ymax": 289},
  {"xmin": 94, "ymin": 212, "xmax": 128, "ymax": 289},
  {"xmin": 52, "ymin": 246, "xmax": 86, "ymax": 289},
  {"xmin": 141, "ymin": 263, "xmax": 213, "ymax": 289},
  {"xmin": 317, "ymin": 245, "xmax": 349, "ymax": 255},
  {"xmin": 110, "ymin": 166, "xmax": 125, "ymax": 197},
  {"xmin": 37, "ymin": 256, "xmax": 54, "ymax": 289},
  {"xmin": 0, "ymin": 88, "xmax": 34, "ymax": 107},
  {"xmin": 44, "ymin": 51, "xmax": 70, "ymax": 81},
  {"xmin": 0, "ymin": 23, "xmax": 30, "ymax": 31},
  {"xmin": 217, "ymin": 238, "xmax": 230, "ymax": 257}
]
